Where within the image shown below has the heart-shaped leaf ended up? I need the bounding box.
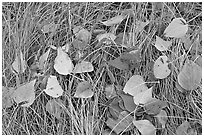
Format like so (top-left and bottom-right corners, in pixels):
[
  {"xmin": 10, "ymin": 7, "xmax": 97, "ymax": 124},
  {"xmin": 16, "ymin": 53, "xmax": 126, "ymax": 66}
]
[
  {"xmin": 106, "ymin": 111, "xmax": 134, "ymax": 134},
  {"xmin": 155, "ymin": 110, "xmax": 168, "ymax": 128},
  {"xmin": 72, "ymin": 61, "xmax": 94, "ymax": 73},
  {"xmin": 96, "ymin": 33, "xmax": 116, "ymax": 42},
  {"xmin": 44, "ymin": 75, "xmax": 64, "ymax": 98},
  {"xmin": 54, "ymin": 47, "xmax": 74, "ymax": 75},
  {"xmin": 2, "ymin": 86, "xmax": 15, "ymax": 108},
  {"xmin": 153, "ymin": 55, "xmax": 171, "ymax": 79},
  {"xmin": 46, "ymin": 99, "xmax": 64, "ymax": 119},
  {"xmin": 133, "ymin": 87, "xmax": 153, "ymax": 105},
  {"xmin": 42, "ymin": 23, "xmax": 58, "ymax": 33},
  {"xmin": 12, "ymin": 79, "xmax": 36, "ymax": 107},
  {"xmin": 123, "ymin": 75, "xmax": 148, "ymax": 96},
  {"xmin": 120, "ymin": 93, "xmax": 136, "ymax": 112},
  {"xmin": 102, "ymin": 15, "xmax": 126, "ymax": 26},
  {"xmin": 178, "ymin": 60, "xmax": 202, "ymax": 90},
  {"xmin": 74, "ymin": 81, "xmax": 93, "ymax": 98},
  {"xmin": 154, "ymin": 36, "xmax": 172, "ymax": 51},
  {"xmin": 133, "ymin": 119, "xmax": 156, "ymax": 135},
  {"xmin": 144, "ymin": 98, "xmax": 167, "ymax": 115},
  {"xmin": 73, "ymin": 26, "xmax": 91, "ymax": 44},
  {"xmin": 164, "ymin": 18, "xmax": 188, "ymax": 38},
  {"xmin": 12, "ymin": 51, "xmax": 27, "ymax": 73},
  {"xmin": 38, "ymin": 48, "xmax": 50, "ymax": 71}
]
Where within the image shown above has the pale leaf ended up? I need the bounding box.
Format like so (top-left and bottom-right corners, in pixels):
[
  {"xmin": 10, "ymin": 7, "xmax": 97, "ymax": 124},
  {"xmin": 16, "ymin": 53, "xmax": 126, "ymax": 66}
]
[
  {"xmin": 62, "ymin": 43, "xmax": 70, "ymax": 53},
  {"xmin": 96, "ymin": 33, "xmax": 116, "ymax": 42},
  {"xmin": 73, "ymin": 26, "xmax": 91, "ymax": 43},
  {"xmin": 178, "ymin": 60, "xmax": 202, "ymax": 90},
  {"xmin": 164, "ymin": 18, "xmax": 188, "ymax": 38},
  {"xmin": 155, "ymin": 110, "xmax": 168, "ymax": 128},
  {"xmin": 74, "ymin": 81, "xmax": 93, "ymax": 98},
  {"xmin": 154, "ymin": 36, "xmax": 172, "ymax": 51},
  {"xmin": 44, "ymin": 75, "xmax": 64, "ymax": 98},
  {"xmin": 102, "ymin": 15, "xmax": 126, "ymax": 26},
  {"xmin": 153, "ymin": 55, "xmax": 171, "ymax": 79},
  {"xmin": 54, "ymin": 47, "xmax": 74, "ymax": 75},
  {"xmin": 72, "ymin": 61, "xmax": 94, "ymax": 73},
  {"xmin": 133, "ymin": 87, "xmax": 153, "ymax": 105},
  {"xmin": 12, "ymin": 51, "xmax": 27, "ymax": 73},
  {"xmin": 176, "ymin": 121, "xmax": 190, "ymax": 135},
  {"xmin": 105, "ymin": 84, "xmax": 117, "ymax": 99},
  {"xmin": 133, "ymin": 120, "xmax": 156, "ymax": 135},
  {"xmin": 123, "ymin": 75, "xmax": 148, "ymax": 96},
  {"xmin": 12, "ymin": 79, "xmax": 36, "ymax": 107}
]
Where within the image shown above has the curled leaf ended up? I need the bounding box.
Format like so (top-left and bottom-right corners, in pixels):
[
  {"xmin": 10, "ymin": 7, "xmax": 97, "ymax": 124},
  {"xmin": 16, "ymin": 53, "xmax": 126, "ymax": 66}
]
[
  {"xmin": 154, "ymin": 36, "xmax": 171, "ymax": 51},
  {"xmin": 44, "ymin": 75, "xmax": 64, "ymax": 98},
  {"xmin": 133, "ymin": 119, "xmax": 156, "ymax": 135},
  {"xmin": 73, "ymin": 61, "xmax": 94, "ymax": 73},
  {"xmin": 164, "ymin": 18, "xmax": 188, "ymax": 38},
  {"xmin": 153, "ymin": 55, "xmax": 171, "ymax": 79},
  {"xmin": 74, "ymin": 81, "xmax": 93, "ymax": 98},
  {"xmin": 54, "ymin": 47, "xmax": 74, "ymax": 75},
  {"xmin": 178, "ymin": 60, "xmax": 202, "ymax": 90}
]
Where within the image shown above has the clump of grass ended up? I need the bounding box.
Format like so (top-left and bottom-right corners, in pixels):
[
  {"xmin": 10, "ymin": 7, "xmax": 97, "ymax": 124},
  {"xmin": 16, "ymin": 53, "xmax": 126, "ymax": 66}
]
[{"xmin": 2, "ymin": 2, "xmax": 202, "ymax": 135}]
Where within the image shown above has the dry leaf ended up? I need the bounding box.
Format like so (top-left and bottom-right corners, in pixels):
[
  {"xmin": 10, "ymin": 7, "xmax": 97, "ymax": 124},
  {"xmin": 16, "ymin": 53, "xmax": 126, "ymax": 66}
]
[
  {"xmin": 73, "ymin": 26, "xmax": 91, "ymax": 44},
  {"xmin": 54, "ymin": 47, "xmax": 74, "ymax": 75},
  {"xmin": 176, "ymin": 121, "xmax": 191, "ymax": 135},
  {"xmin": 153, "ymin": 55, "xmax": 171, "ymax": 79},
  {"xmin": 120, "ymin": 93, "xmax": 136, "ymax": 112},
  {"xmin": 73, "ymin": 61, "xmax": 94, "ymax": 73},
  {"xmin": 38, "ymin": 48, "xmax": 50, "ymax": 71},
  {"xmin": 133, "ymin": 119, "xmax": 156, "ymax": 135},
  {"xmin": 106, "ymin": 111, "xmax": 134, "ymax": 134},
  {"xmin": 102, "ymin": 15, "xmax": 126, "ymax": 26},
  {"xmin": 96, "ymin": 33, "xmax": 116, "ymax": 42},
  {"xmin": 109, "ymin": 98, "xmax": 124, "ymax": 120},
  {"xmin": 155, "ymin": 110, "xmax": 168, "ymax": 128},
  {"xmin": 74, "ymin": 81, "xmax": 93, "ymax": 98},
  {"xmin": 46, "ymin": 99, "xmax": 64, "ymax": 119},
  {"xmin": 133, "ymin": 87, "xmax": 153, "ymax": 105},
  {"xmin": 164, "ymin": 18, "xmax": 188, "ymax": 38},
  {"xmin": 12, "ymin": 51, "xmax": 27, "ymax": 73},
  {"xmin": 123, "ymin": 75, "xmax": 148, "ymax": 96},
  {"xmin": 62, "ymin": 43, "xmax": 70, "ymax": 53},
  {"xmin": 108, "ymin": 57, "xmax": 129, "ymax": 71},
  {"xmin": 2, "ymin": 86, "xmax": 15, "ymax": 108},
  {"xmin": 44, "ymin": 75, "xmax": 64, "ymax": 98},
  {"xmin": 135, "ymin": 20, "xmax": 150, "ymax": 33},
  {"xmin": 154, "ymin": 36, "xmax": 172, "ymax": 51},
  {"xmin": 12, "ymin": 79, "xmax": 36, "ymax": 107},
  {"xmin": 105, "ymin": 84, "xmax": 117, "ymax": 99},
  {"xmin": 178, "ymin": 60, "xmax": 202, "ymax": 90},
  {"xmin": 42, "ymin": 23, "xmax": 58, "ymax": 33}
]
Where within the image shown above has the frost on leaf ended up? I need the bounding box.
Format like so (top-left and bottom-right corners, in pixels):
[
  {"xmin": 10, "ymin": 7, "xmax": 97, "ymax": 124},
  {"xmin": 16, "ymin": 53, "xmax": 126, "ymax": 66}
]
[
  {"xmin": 44, "ymin": 75, "xmax": 64, "ymax": 98},
  {"xmin": 12, "ymin": 79, "xmax": 36, "ymax": 107},
  {"xmin": 12, "ymin": 51, "xmax": 27, "ymax": 74},
  {"xmin": 54, "ymin": 47, "xmax": 74, "ymax": 75},
  {"xmin": 133, "ymin": 119, "xmax": 156, "ymax": 135},
  {"xmin": 164, "ymin": 18, "xmax": 188, "ymax": 38},
  {"xmin": 101, "ymin": 15, "xmax": 126, "ymax": 26},
  {"xmin": 46, "ymin": 99, "xmax": 64, "ymax": 119},
  {"xmin": 123, "ymin": 75, "xmax": 148, "ymax": 96},
  {"xmin": 154, "ymin": 36, "xmax": 172, "ymax": 51},
  {"xmin": 153, "ymin": 55, "xmax": 171, "ymax": 79},
  {"xmin": 178, "ymin": 60, "xmax": 202, "ymax": 90},
  {"xmin": 74, "ymin": 81, "xmax": 93, "ymax": 98},
  {"xmin": 72, "ymin": 61, "xmax": 94, "ymax": 73},
  {"xmin": 106, "ymin": 111, "xmax": 134, "ymax": 134}
]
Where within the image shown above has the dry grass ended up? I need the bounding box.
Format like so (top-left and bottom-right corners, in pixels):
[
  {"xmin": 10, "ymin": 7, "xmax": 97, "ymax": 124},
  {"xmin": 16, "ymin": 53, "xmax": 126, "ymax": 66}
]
[{"xmin": 2, "ymin": 2, "xmax": 202, "ymax": 135}]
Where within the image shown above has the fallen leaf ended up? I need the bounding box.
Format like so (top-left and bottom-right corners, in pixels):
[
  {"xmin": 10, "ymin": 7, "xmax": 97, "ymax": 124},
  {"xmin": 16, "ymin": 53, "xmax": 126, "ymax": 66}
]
[
  {"xmin": 123, "ymin": 75, "xmax": 148, "ymax": 96},
  {"xmin": 73, "ymin": 26, "xmax": 91, "ymax": 44},
  {"xmin": 144, "ymin": 98, "xmax": 167, "ymax": 115},
  {"xmin": 135, "ymin": 20, "xmax": 150, "ymax": 33},
  {"xmin": 96, "ymin": 33, "xmax": 116, "ymax": 42},
  {"xmin": 101, "ymin": 129, "xmax": 117, "ymax": 135},
  {"xmin": 133, "ymin": 119, "xmax": 156, "ymax": 135},
  {"xmin": 72, "ymin": 61, "xmax": 94, "ymax": 73},
  {"xmin": 155, "ymin": 110, "xmax": 168, "ymax": 128},
  {"xmin": 46, "ymin": 99, "xmax": 64, "ymax": 119},
  {"xmin": 109, "ymin": 98, "xmax": 124, "ymax": 120},
  {"xmin": 120, "ymin": 93, "xmax": 136, "ymax": 112},
  {"xmin": 105, "ymin": 84, "xmax": 117, "ymax": 99},
  {"xmin": 108, "ymin": 57, "xmax": 129, "ymax": 71},
  {"xmin": 2, "ymin": 86, "xmax": 15, "ymax": 108},
  {"xmin": 12, "ymin": 79, "xmax": 36, "ymax": 107},
  {"xmin": 133, "ymin": 87, "xmax": 153, "ymax": 105},
  {"xmin": 42, "ymin": 23, "xmax": 58, "ymax": 33},
  {"xmin": 106, "ymin": 111, "xmax": 134, "ymax": 134},
  {"xmin": 72, "ymin": 39, "xmax": 85, "ymax": 49},
  {"xmin": 153, "ymin": 55, "xmax": 171, "ymax": 79},
  {"xmin": 102, "ymin": 15, "xmax": 126, "ymax": 26},
  {"xmin": 178, "ymin": 60, "xmax": 202, "ymax": 90},
  {"xmin": 176, "ymin": 121, "xmax": 191, "ymax": 135},
  {"xmin": 12, "ymin": 51, "xmax": 27, "ymax": 73},
  {"xmin": 164, "ymin": 18, "xmax": 188, "ymax": 38},
  {"xmin": 74, "ymin": 81, "xmax": 93, "ymax": 98},
  {"xmin": 44, "ymin": 75, "xmax": 64, "ymax": 98},
  {"xmin": 54, "ymin": 47, "xmax": 74, "ymax": 75},
  {"xmin": 193, "ymin": 55, "xmax": 202, "ymax": 68},
  {"xmin": 62, "ymin": 43, "xmax": 70, "ymax": 53},
  {"xmin": 38, "ymin": 48, "xmax": 50, "ymax": 71},
  {"xmin": 115, "ymin": 33, "xmax": 129, "ymax": 48},
  {"xmin": 154, "ymin": 36, "xmax": 172, "ymax": 51}
]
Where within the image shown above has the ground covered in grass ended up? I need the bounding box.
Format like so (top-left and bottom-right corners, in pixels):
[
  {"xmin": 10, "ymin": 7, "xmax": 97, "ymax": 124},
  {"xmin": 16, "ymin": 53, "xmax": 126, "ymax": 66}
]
[{"xmin": 2, "ymin": 2, "xmax": 202, "ymax": 135}]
